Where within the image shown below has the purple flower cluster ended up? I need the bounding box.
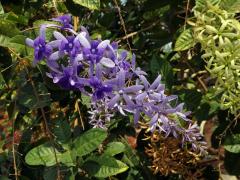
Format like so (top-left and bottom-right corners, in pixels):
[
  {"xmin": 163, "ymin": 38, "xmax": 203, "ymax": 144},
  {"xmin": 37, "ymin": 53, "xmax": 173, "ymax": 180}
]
[{"xmin": 26, "ymin": 15, "xmax": 207, "ymax": 154}]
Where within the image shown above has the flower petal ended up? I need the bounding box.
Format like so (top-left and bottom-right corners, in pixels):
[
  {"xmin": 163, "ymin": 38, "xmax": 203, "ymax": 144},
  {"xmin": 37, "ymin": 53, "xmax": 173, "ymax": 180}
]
[
  {"xmin": 76, "ymin": 32, "xmax": 91, "ymax": 48},
  {"xmin": 108, "ymin": 94, "xmax": 120, "ymax": 108},
  {"xmin": 124, "ymin": 85, "xmax": 143, "ymax": 93},
  {"xmin": 100, "ymin": 57, "xmax": 115, "ymax": 68},
  {"xmin": 97, "ymin": 40, "xmax": 110, "ymax": 49},
  {"xmin": 48, "ymin": 51, "xmax": 60, "ymax": 61},
  {"xmin": 150, "ymin": 75, "xmax": 161, "ymax": 90},
  {"xmin": 48, "ymin": 40, "xmax": 61, "ymax": 48},
  {"xmin": 25, "ymin": 38, "xmax": 34, "ymax": 47},
  {"xmin": 53, "ymin": 31, "xmax": 67, "ymax": 42}
]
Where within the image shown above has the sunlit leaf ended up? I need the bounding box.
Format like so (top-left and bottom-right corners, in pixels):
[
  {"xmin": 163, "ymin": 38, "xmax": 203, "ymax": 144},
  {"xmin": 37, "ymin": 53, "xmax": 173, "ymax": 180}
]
[
  {"xmin": 25, "ymin": 143, "xmax": 75, "ymax": 167},
  {"xmin": 224, "ymin": 134, "xmax": 240, "ymax": 153},
  {"xmin": 73, "ymin": 128, "xmax": 107, "ymax": 156},
  {"xmin": 73, "ymin": 0, "xmax": 100, "ymax": 10},
  {"xmin": 104, "ymin": 142, "xmax": 126, "ymax": 156},
  {"xmin": 221, "ymin": 0, "xmax": 240, "ymax": 13},
  {"xmin": 83, "ymin": 155, "xmax": 128, "ymax": 178},
  {"xmin": 174, "ymin": 28, "xmax": 195, "ymax": 51}
]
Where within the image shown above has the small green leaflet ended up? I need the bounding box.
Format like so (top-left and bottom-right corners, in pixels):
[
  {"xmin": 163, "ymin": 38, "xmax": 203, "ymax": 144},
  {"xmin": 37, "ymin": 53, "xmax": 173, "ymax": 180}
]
[
  {"xmin": 174, "ymin": 28, "xmax": 195, "ymax": 51},
  {"xmin": 224, "ymin": 134, "xmax": 240, "ymax": 153},
  {"xmin": 73, "ymin": 0, "xmax": 100, "ymax": 10}
]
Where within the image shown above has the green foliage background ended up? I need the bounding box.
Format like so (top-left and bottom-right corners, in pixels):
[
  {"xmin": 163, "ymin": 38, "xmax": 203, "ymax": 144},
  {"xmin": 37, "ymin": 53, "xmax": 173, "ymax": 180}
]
[{"xmin": 0, "ymin": 0, "xmax": 240, "ymax": 179}]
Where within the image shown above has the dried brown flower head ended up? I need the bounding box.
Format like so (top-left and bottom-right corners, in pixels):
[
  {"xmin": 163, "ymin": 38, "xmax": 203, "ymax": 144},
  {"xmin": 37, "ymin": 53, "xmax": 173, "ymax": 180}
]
[{"xmin": 145, "ymin": 131, "xmax": 204, "ymax": 178}]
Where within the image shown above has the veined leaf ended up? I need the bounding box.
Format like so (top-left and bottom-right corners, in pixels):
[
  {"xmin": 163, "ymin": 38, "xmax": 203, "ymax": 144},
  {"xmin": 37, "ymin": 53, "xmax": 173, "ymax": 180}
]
[
  {"xmin": 73, "ymin": 128, "xmax": 107, "ymax": 156},
  {"xmin": 73, "ymin": 0, "xmax": 100, "ymax": 10},
  {"xmin": 83, "ymin": 155, "xmax": 128, "ymax": 178},
  {"xmin": 104, "ymin": 142, "xmax": 126, "ymax": 156},
  {"xmin": 25, "ymin": 143, "xmax": 75, "ymax": 167},
  {"xmin": 0, "ymin": 35, "xmax": 11, "ymax": 47},
  {"xmin": 53, "ymin": 119, "xmax": 72, "ymax": 143},
  {"xmin": 220, "ymin": 0, "xmax": 240, "ymax": 13},
  {"xmin": 174, "ymin": 28, "xmax": 195, "ymax": 51},
  {"xmin": 224, "ymin": 134, "xmax": 240, "ymax": 153},
  {"xmin": 0, "ymin": 19, "xmax": 20, "ymax": 37},
  {"xmin": 194, "ymin": 0, "xmax": 221, "ymax": 11}
]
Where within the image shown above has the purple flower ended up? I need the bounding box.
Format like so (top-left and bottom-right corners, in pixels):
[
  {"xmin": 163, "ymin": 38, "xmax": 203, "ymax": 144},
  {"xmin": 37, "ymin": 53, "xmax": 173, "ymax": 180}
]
[
  {"xmin": 88, "ymin": 101, "xmax": 114, "ymax": 129},
  {"xmin": 108, "ymin": 69, "xmax": 143, "ymax": 115},
  {"xmin": 89, "ymin": 76, "xmax": 112, "ymax": 100},
  {"xmin": 76, "ymin": 32, "xmax": 115, "ymax": 69},
  {"xmin": 52, "ymin": 14, "xmax": 73, "ymax": 29},
  {"xmin": 25, "ymin": 16, "xmax": 207, "ymax": 155},
  {"xmin": 26, "ymin": 26, "xmax": 52, "ymax": 65},
  {"xmin": 46, "ymin": 64, "xmax": 87, "ymax": 90}
]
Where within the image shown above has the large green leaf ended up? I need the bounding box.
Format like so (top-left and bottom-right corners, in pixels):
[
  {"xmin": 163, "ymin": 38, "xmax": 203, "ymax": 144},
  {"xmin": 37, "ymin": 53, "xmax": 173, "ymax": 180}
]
[
  {"xmin": 104, "ymin": 142, "xmax": 126, "ymax": 156},
  {"xmin": 73, "ymin": 0, "xmax": 100, "ymax": 10},
  {"xmin": 0, "ymin": 19, "xmax": 20, "ymax": 37},
  {"xmin": 220, "ymin": 0, "xmax": 240, "ymax": 13},
  {"xmin": 224, "ymin": 134, "xmax": 240, "ymax": 153},
  {"xmin": 0, "ymin": 34, "xmax": 26, "ymax": 53},
  {"xmin": 17, "ymin": 83, "xmax": 51, "ymax": 109},
  {"xmin": 174, "ymin": 28, "xmax": 195, "ymax": 51},
  {"xmin": 25, "ymin": 143, "xmax": 75, "ymax": 167},
  {"xmin": 83, "ymin": 155, "xmax": 128, "ymax": 178},
  {"xmin": 53, "ymin": 119, "xmax": 72, "ymax": 143},
  {"xmin": 0, "ymin": 35, "xmax": 11, "ymax": 47},
  {"xmin": 73, "ymin": 128, "xmax": 107, "ymax": 156}
]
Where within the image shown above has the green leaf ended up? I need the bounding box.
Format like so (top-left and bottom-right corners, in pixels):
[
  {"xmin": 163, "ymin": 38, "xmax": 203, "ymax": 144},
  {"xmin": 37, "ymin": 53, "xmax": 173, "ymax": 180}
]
[
  {"xmin": 220, "ymin": 0, "xmax": 240, "ymax": 13},
  {"xmin": 1, "ymin": 12, "xmax": 28, "ymax": 25},
  {"xmin": 0, "ymin": 73, "xmax": 6, "ymax": 90},
  {"xmin": 178, "ymin": 89, "xmax": 202, "ymax": 111},
  {"xmin": 18, "ymin": 83, "xmax": 51, "ymax": 109},
  {"xmin": 81, "ymin": 94, "xmax": 91, "ymax": 108},
  {"xmin": 53, "ymin": 119, "xmax": 72, "ymax": 143},
  {"xmin": 25, "ymin": 143, "xmax": 75, "ymax": 167},
  {"xmin": 0, "ymin": 19, "xmax": 20, "ymax": 37},
  {"xmin": 104, "ymin": 142, "xmax": 126, "ymax": 156},
  {"xmin": 73, "ymin": 0, "xmax": 100, "ymax": 10},
  {"xmin": 9, "ymin": 35, "xmax": 27, "ymax": 54},
  {"xmin": 0, "ymin": 34, "xmax": 26, "ymax": 54},
  {"xmin": 224, "ymin": 134, "xmax": 240, "ymax": 153},
  {"xmin": 0, "ymin": 2, "xmax": 4, "ymax": 14},
  {"xmin": 150, "ymin": 55, "xmax": 173, "ymax": 89},
  {"xmin": 74, "ymin": 128, "xmax": 107, "ymax": 156},
  {"xmin": 0, "ymin": 35, "xmax": 11, "ymax": 47},
  {"xmin": 83, "ymin": 155, "xmax": 128, "ymax": 178},
  {"xmin": 150, "ymin": 55, "xmax": 161, "ymax": 74},
  {"xmin": 174, "ymin": 28, "xmax": 195, "ymax": 51},
  {"xmin": 194, "ymin": 0, "xmax": 221, "ymax": 10}
]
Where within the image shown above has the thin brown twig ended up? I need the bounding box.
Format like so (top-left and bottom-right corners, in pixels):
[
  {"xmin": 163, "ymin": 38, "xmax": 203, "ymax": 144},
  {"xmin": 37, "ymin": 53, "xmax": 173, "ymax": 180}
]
[
  {"xmin": 12, "ymin": 100, "xmax": 19, "ymax": 180},
  {"xmin": 75, "ymin": 99, "xmax": 85, "ymax": 130},
  {"xmin": 113, "ymin": 0, "xmax": 132, "ymax": 51},
  {"xmin": 185, "ymin": 61, "xmax": 208, "ymax": 92},
  {"xmin": 74, "ymin": 16, "xmax": 79, "ymax": 32},
  {"xmin": 8, "ymin": 48, "xmax": 62, "ymax": 180},
  {"xmin": 184, "ymin": 0, "xmax": 191, "ymax": 30},
  {"xmin": 218, "ymin": 112, "xmax": 240, "ymax": 142},
  {"xmin": 116, "ymin": 20, "xmax": 161, "ymax": 43}
]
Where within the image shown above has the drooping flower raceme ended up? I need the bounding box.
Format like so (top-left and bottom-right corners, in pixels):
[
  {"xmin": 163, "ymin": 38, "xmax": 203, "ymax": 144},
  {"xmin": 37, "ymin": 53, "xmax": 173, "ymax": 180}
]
[{"xmin": 26, "ymin": 14, "xmax": 207, "ymax": 155}]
